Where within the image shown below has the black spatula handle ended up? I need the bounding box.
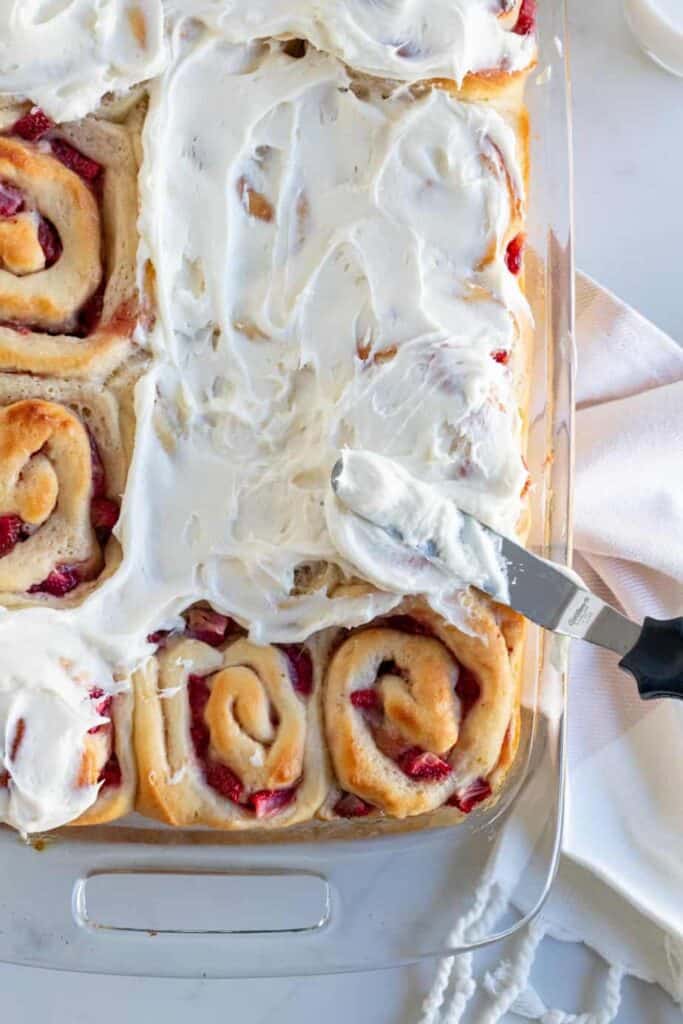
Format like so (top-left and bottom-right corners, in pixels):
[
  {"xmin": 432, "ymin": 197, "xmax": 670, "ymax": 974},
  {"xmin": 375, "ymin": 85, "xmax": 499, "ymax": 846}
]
[{"xmin": 619, "ymin": 617, "xmax": 683, "ymax": 701}]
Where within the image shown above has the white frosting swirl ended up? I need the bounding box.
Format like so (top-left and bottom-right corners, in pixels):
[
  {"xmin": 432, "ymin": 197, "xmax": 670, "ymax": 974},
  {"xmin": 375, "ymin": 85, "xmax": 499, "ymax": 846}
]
[
  {"xmin": 168, "ymin": 0, "xmax": 536, "ymax": 84},
  {"xmin": 0, "ymin": 1, "xmax": 165, "ymax": 121},
  {"xmin": 0, "ymin": 612, "xmax": 121, "ymax": 833},
  {"xmin": 328, "ymin": 449, "xmax": 510, "ymax": 615}
]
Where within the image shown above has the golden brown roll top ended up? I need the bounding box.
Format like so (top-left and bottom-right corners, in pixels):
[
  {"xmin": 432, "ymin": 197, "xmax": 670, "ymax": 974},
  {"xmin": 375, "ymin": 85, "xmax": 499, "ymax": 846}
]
[
  {"xmin": 135, "ymin": 610, "xmax": 328, "ymax": 829},
  {"xmin": 0, "ymin": 376, "xmax": 125, "ymax": 605},
  {"xmin": 0, "ymin": 104, "xmax": 142, "ymax": 379},
  {"xmin": 323, "ymin": 598, "xmax": 520, "ymax": 821}
]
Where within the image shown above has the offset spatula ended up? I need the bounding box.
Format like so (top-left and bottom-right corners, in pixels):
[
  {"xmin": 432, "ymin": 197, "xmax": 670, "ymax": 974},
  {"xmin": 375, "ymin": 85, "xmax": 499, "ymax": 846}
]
[{"xmin": 330, "ymin": 464, "xmax": 683, "ymax": 703}]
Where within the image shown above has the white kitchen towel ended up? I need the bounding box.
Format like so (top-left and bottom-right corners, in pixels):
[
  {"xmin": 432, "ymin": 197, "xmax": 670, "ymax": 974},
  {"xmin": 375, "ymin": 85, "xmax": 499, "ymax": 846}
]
[{"xmin": 420, "ymin": 273, "xmax": 683, "ymax": 1022}]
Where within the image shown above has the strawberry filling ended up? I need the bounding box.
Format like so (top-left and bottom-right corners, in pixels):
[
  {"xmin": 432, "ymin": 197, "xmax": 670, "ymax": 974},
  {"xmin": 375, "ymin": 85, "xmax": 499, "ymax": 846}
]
[
  {"xmin": 98, "ymin": 751, "xmax": 122, "ymax": 788},
  {"xmin": 37, "ymin": 217, "xmax": 62, "ymax": 267},
  {"xmin": 447, "ymin": 777, "xmax": 492, "ymax": 813},
  {"xmin": 187, "ymin": 672, "xmax": 295, "ymax": 813},
  {"xmin": 29, "ymin": 565, "xmax": 80, "ymax": 596},
  {"xmin": 248, "ymin": 786, "xmax": 296, "ymax": 819},
  {"xmin": 279, "ymin": 644, "xmax": 314, "ymax": 696},
  {"xmin": 0, "ymin": 182, "xmax": 24, "ymax": 217},
  {"xmin": 350, "ymin": 687, "xmax": 381, "ymax": 711},
  {"xmin": 50, "ymin": 139, "xmax": 102, "ymax": 183},
  {"xmin": 88, "ymin": 687, "xmax": 113, "ymax": 734},
  {"xmin": 185, "ymin": 607, "xmax": 235, "ymax": 647},
  {"xmin": 397, "ymin": 748, "xmax": 452, "ymax": 782},
  {"xmin": 91, "ymin": 496, "xmax": 120, "ymax": 542},
  {"xmin": 75, "ymin": 283, "xmax": 105, "ymax": 336},
  {"xmin": 505, "ymin": 234, "xmax": 525, "ymax": 275},
  {"xmin": 147, "ymin": 629, "xmax": 170, "ymax": 646},
  {"xmin": 381, "ymin": 614, "xmax": 432, "ymax": 636},
  {"xmin": 12, "ymin": 109, "xmax": 54, "ymax": 142},
  {"xmin": 10, "ymin": 717, "xmax": 26, "ymax": 761},
  {"xmin": 512, "ymin": 0, "xmax": 536, "ymax": 36},
  {"xmin": 0, "ymin": 514, "xmax": 26, "ymax": 557},
  {"xmin": 334, "ymin": 792, "xmax": 373, "ymax": 818},
  {"xmin": 455, "ymin": 667, "xmax": 481, "ymax": 718},
  {"xmin": 491, "ymin": 349, "xmax": 510, "ymax": 365}
]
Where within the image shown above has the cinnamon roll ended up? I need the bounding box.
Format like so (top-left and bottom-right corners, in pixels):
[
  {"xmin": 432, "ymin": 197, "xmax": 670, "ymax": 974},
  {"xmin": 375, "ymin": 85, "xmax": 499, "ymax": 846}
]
[
  {"xmin": 0, "ymin": 102, "xmax": 141, "ymax": 379},
  {"xmin": 0, "ymin": 374, "xmax": 125, "ymax": 605},
  {"xmin": 0, "ymin": 622, "xmax": 135, "ymax": 833},
  {"xmin": 322, "ymin": 598, "xmax": 520, "ymax": 821},
  {"xmin": 135, "ymin": 607, "xmax": 328, "ymax": 828}
]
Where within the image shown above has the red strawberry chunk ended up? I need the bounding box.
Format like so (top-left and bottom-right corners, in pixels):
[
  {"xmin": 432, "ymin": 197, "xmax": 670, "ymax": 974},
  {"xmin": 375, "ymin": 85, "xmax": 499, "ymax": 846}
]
[
  {"xmin": 188, "ymin": 674, "xmax": 211, "ymax": 755},
  {"xmin": 0, "ymin": 514, "xmax": 25, "ymax": 557},
  {"xmin": 249, "ymin": 786, "xmax": 296, "ymax": 819},
  {"xmin": 204, "ymin": 760, "xmax": 244, "ymax": 803},
  {"xmin": 98, "ymin": 752, "xmax": 122, "ymax": 788},
  {"xmin": 448, "ymin": 777, "xmax": 492, "ymax": 813},
  {"xmin": 186, "ymin": 607, "xmax": 234, "ymax": 646},
  {"xmin": 491, "ymin": 349, "xmax": 510, "ymax": 365},
  {"xmin": 38, "ymin": 218, "xmax": 62, "ymax": 267},
  {"xmin": 0, "ymin": 182, "xmax": 24, "ymax": 218},
  {"xmin": 91, "ymin": 496, "xmax": 119, "ymax": 541},
  {"xmin": 88, "ymin": 687, "xmax": 113, "ymax": 734},
  {"xmin": 147, "ymin": 629, "xmax": 170, "ymax": 646},
  {"xmin": 333, "ymin": 792, "xmax": 373, "ymax": 818},
  {"xmin": 512, "ymin": 0, "xmax": 536, "ymax": 36},
  {"xmin": 398, "ymin": 748, "xmax": 452, "ymax": 782},
  {"xmin": 280, "ymin": 644, "xmax": 314, "ymax": 696},
  {"xmin": 455, "ymin": 668, "xmax": 481, "ymax": 718},
  {"xmin": 350, "ymin": 688, "xmax": 380, "ymax": 711},
  {"xmin": 12, "ymin": 109, "xmax": 53, "ymax": 141},
  {"xmin": 0, "ymin": 771, "xmax": 9, "ymax": 788},
  {"xmin": 505, "ymin": 233, "xmax": 525, "ymax": 275},
  {"xmin": 50, "ymin": 139, "xmax": 102, "ymax": 182},
  {"xmin": 28, "ymin": 565, "xmax": 80, "ymax": 596}
]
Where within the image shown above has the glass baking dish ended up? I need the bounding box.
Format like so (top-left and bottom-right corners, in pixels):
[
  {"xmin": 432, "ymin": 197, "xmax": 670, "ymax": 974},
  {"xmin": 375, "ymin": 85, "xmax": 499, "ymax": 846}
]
[{"xmin": 0, "ymin": 0, "xmax": 574, "ymax": 978}]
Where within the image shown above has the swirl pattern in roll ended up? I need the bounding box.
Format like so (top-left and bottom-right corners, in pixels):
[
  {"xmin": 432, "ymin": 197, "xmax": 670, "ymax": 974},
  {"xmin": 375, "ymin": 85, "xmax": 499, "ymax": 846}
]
[
  {"xmin": 135, "ymin": 612, "xmax": 327, "ymax": 828},
  {"xmin": 0, "ymin": 375, "xmax": 125, "ymax": 604},
  {"xmin": 0, "ymin": 102, "xmax": 141, "ymax": 379},
  {"xmin": 323, "ymin": 598, "xmax": 520, "ymax": 820}
]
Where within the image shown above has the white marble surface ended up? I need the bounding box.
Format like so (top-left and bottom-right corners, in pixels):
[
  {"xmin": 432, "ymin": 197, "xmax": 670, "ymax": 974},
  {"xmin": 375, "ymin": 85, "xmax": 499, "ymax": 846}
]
[{"xmin": 2, "ymin": 1, "xmax": 682, "ymax": 1020}]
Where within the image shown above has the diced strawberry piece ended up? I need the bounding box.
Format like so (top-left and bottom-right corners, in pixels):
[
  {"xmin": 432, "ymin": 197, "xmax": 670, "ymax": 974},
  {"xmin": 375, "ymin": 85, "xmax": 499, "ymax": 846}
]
[
  {"xmin": 0, "ymin": 514, "xmax": 25, "ymax": 557},
  {"xmin": 491, "ymin": 349, "xmax": 510, "ymax": 365},
  {"xmin": 204, "ymin": 760, "xmax": 244, "ymax": 803},
  {"xmin": 91, "ymin": 496, "xmax": 119, "ymax": 542},
  {"xmin": 37, "ymin": 218, "xmax": 62, "ymax": 267},
  {"xmin": 398, "ymin": 748, "xmax": 452, "ymax": 782},
  {"xmin": 147, "ymin": 629, "xmax": 170, "ymax": 646},
  {"xmin": 249, "ymin": 786, "xmax": 296, "ymax": 819},
  {"xmin": 505, "ymin": 233, "xmax": 525, "ymax": 274},
  {"xmin": 350, "ymin": 688, "xmax": 380, "ymax": 711},
  {"xmin": 447, "ymin": 778, "xmax": 492, "ymax": 813},
  {"xmin": 280, "ymin": 644, "xmax": 313, "ymax": 696},
  {"xmin": 98, "ymin": 752, "xmax": 122, "ymax": 788},
  {"xmin": 455, "ymin": 668, "xmax": 481, "ymax": 718},
  {"xmin": 88, "ymin": 687, "xmax": 112, "ymax": 733},
  {"xmin": 185, "ymin": 607, "xmax": 233, "ymax": 647},
  {"xmin": 0, "ymin": 771, "xmax": 9, "ymax": 787},
  {"xmin": 188, "ymin": 673, "xmax": 210, "ymax": 717},
  {"xmin": 12, "ymin": 109, "xmax": 53, "ymax": 141},
  {"xmin": 0, "ymin": 182, "xmax": 24, "ymax": 217},
  {"xmin": 76, "ymin": 283, "xmax": 104, "ymax": 336},
  {"xmin": 512, "ymin": 0, "xmax": 536, "ymax": 36},
  {"xmin": 10, "ymin": 718, "xmax": 25, "ymax": 761},
  {"xmin": 28, "ymin": 565, "xmax": 80, "ymax": 596},
  {"xmin": 50, "ymin": 139, "xmax": 102, "ymax": 182},
  {"xmin": 333, "ymin": 792, "xmax": 373, "ymax": 818}
]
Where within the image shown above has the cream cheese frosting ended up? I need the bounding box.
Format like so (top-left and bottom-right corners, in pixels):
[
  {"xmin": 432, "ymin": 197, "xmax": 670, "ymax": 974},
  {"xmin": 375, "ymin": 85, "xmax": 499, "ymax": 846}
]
[
  {"xmin": 0, "ymin": 4, "xmax": 532, "ymax": 830},
  {"xmin": 168, "ymin": 0, "xmax": 536, "ymax": 84},
  {"xmin": 0, "ymin": 612, "xmax": 124, "ymax": 833},
  {"xmin": 328, "ymin": 449, "xmax": 510, "ymax": 615},
  {"xmin": 0, "ymin": 1, "xmax": 165, "ymax": 121}
]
